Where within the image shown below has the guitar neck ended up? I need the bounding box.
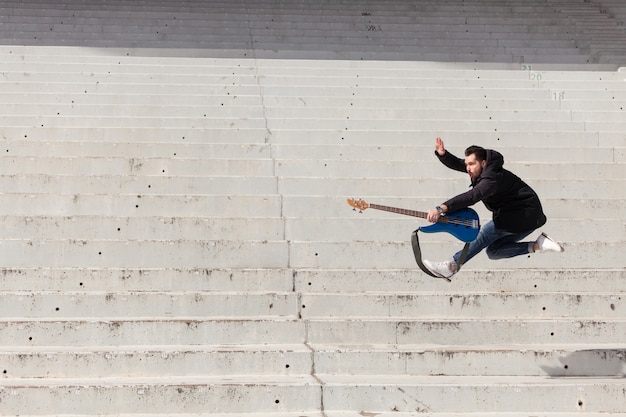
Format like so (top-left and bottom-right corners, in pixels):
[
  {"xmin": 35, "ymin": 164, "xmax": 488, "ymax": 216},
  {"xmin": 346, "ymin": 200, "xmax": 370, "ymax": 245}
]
[{"xmin": 368, "ymin": 203, "xmax": 430, "ymax": 220}]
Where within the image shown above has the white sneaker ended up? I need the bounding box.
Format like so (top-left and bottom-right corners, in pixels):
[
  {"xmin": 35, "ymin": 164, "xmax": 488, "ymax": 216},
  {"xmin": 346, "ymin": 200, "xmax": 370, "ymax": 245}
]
[
  {"xmin": 423, "ymin": 259, "xmax": 457, "ymax": 279},
  {"xmin": 535, "ymin": 232, "xmax": 564, "ymax": 253}
]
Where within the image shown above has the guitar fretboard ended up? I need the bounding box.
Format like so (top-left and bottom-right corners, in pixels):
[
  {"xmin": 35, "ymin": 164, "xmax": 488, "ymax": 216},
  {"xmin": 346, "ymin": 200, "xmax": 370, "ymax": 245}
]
[{"xmin": 369, "ymin": 203, "xmax": 448, "ymax": 222}]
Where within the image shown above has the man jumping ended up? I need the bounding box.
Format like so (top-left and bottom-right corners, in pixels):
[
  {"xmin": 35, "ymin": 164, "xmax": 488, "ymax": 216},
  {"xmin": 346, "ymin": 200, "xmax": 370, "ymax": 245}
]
[{"xmin": 423, "ymin": 137, "xmax": 564, "ymax": 279}]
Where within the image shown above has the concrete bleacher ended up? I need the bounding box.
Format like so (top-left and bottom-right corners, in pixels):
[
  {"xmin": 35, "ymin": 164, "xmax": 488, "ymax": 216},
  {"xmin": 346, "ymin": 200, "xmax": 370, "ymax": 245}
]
[{"xmin": 0, "ymin": 0, "xmax": 625, "ymax": 415}]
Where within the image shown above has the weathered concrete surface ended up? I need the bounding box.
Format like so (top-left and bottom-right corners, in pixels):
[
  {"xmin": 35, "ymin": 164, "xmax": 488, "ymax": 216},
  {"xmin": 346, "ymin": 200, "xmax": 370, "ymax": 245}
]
[{"xmin": 0, "ymin": 376, "xmax": 321, "ymax": 414}]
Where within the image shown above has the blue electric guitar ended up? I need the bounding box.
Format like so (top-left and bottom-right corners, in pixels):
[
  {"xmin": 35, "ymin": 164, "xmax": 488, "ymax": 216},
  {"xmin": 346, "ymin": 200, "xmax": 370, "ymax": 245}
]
[{"xmin": 347, "ymin": 198, "xmax": 480, "ymax": 242}]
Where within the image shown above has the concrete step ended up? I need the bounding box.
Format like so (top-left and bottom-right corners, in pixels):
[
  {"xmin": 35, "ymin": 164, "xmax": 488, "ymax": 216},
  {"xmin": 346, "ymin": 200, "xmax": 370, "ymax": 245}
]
[
  {"xmin": 327, "ymin": 413, "xmax": 626, "ymax": 417},
  {"xmin": 276, "ymin": 160, "xmax": 626, "ymax": 180},
  {"xmin": 0, "ymin": 156, "xmax": 275, "ymax": 176},
  {"xmin": 0, "ymin": 344, "xmax": 312, "ymax": 378},
  {"xmin": 0, "ymin": 174, "xmax": 277, "ymax": 194},
  {"xmin": 0, "ymin": 375, "xmax": 320, "ymax": 414},
  {"xmin": 0, "ymin": 267, "xmax": 622, "ymax": 294},
  {"xmin": 13, "ymin": 101, "xmax": 624, "ymax": 125},
  {"xmin": 0, "ymin": 141, "xmax": 272, "ymax": 157},
  {"xmin": 0, "ymin": 267, "xmax": 294, "ymax": 292},
  {"xmin": 7, "ymin": 71, "xmax": 626, "ymax": 92},
  {"xmin": 0, "ymin": 45, "xmax": 618, "ymax": 72},
  {"xmin": 4, "ymin": 103, "xmax": 626, "ymax": 126},
  {"xmin": 0, "ymin": 291, "xmax": 298, "ymax": 319},
  {"xmin": 0, "ymin": 126, "xmax": 269, "ymax": 143},
  {"xmin": 288, "ymin": 240, "xmax": 620, "ymax": 269},
  {"xmin": 15, "ymin": 95, "xmax": 626, "ymax": 115},
  {"xmin": 5, "ymin": 68, "xmax": 625, "ymax": 94},
  {"xmin": 0, "ymin": 41, "xmax": 599, "ymax": 64},
  {"xmin": 0, "ymin": 319, "xmax": 304, "ymax": 346},
  {"xmin": 312, "ymin": 344, "xmax": 626, "ymax": 377},
  {"xmin": 12, "ymin": 414, "xmax": 324, "ymax": 417},
  {"xmin": 306, "ymin": 318, "xmax": 626, "ymax": 345},
  {"xmin": 0, "ymin": 238, "xmax": 618, "ymax": 270},
  {"xmin": 1, "ymin": 53, "xmax": 621, "ymax": 80},
  {"xmin": 1, "ymin": 138, "xmax": 622, "ymax": 160},
  {"xmin": 0, "ymin": 194, "xmax": 283, "ymax": 217},
  {"xmin": 269, "ymin": 118, "xmax": 591, "ymax": 132},
  {"xmin": 1, "ymin": 156, "xmax": 623, "ymax": 180},
  {"xmin": 2, "ymin": 60, "xmax": 623, "ymax": 81},
  {"xmin": 293, "ymin": 268, "xmax": 626, "ymax": 293},
  {"xmin": 0, "ymin": 115, "xmax": 267, "ymax": 129},
  {"xmin": 1, "ymin": 344, "xmax": 622, "ymax": 379},
  {"xmin": 0, "ymin": 239, "xmax": 288, "ymax": 268},
  {"xmin": 0, "ymin": 216, "xmax": 285, "ymax": 241},
  {"xmin": 299, "ymin": 292, "xmax": 623, "ymax": 319},
  {"xmin": 275, "ymin": 131, "xmax": 625, "ymax": 147},
  {"xmin": 0, "ymin": 289, "xmax": 620, "ymax": 320},
  {"xmin": 320, "ymin": 375, "xmax": 626, "ymax": 413},
  {"xmin": 6, "ymin": 414, "xmax": 626, "ymax": 417},
  {"xmin": 271, "ymin": 145, "xmax": 624, "ymax": 163}
]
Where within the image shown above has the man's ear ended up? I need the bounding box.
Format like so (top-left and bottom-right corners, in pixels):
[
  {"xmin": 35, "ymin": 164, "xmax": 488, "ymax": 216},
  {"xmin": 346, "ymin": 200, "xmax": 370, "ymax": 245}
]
[{"xmin": 481, "ymin": 159, "xmax": 487, "ymax": 168}]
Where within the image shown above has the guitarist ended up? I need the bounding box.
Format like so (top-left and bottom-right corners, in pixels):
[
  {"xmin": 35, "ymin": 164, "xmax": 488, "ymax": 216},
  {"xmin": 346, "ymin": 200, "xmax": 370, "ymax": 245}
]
[{"xmin": 423, "ymin": 137, "xmax": 564, "ymax": 279}]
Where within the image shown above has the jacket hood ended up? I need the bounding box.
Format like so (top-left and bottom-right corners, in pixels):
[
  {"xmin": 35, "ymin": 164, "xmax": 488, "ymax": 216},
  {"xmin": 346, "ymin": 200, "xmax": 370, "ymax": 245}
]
[
  {"xmin": 470, "ymin": 149, "xmax": 503, "ymax": 187},
  {"xmin": 485, "ymin": 149, "xmax": 504, "ymax": 171}
]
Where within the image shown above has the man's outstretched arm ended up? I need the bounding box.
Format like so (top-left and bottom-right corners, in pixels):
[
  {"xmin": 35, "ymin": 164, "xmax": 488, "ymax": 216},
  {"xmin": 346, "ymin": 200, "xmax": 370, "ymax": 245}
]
[{"xmin": 434, "ymin": 137, "xmax": 465, "ymax": 172}]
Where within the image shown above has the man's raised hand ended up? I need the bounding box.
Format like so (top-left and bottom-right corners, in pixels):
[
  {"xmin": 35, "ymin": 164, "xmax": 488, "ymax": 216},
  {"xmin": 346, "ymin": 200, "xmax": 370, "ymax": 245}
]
[{"xmin": 435, "ymin": 137, "xmax": 446, "ymax": 156}]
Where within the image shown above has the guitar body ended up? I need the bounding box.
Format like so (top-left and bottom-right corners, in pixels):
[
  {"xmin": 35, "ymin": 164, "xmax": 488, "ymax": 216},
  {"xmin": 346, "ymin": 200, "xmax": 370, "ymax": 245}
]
[{"xmin": 419, "ymin": 208, "xmax": 480, "ymax": 242}]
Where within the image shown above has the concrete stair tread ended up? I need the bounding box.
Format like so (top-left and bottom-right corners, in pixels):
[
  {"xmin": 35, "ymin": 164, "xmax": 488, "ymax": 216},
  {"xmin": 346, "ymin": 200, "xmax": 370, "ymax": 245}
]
[
  {"xmin": 2, "ymin": 64, "xmax": 624, "ymax": 81},
  {"xmin": 271, "ymin": 145, "xmax": 625, "ymax": 162},
  {"xmin": 0, "ymin": 342, "xmax": 622, "ymax": 353},
  {"xmin": 0, "ymin": 267, "xmax": 294, "ymax": 292},
  {"xmin": 9, "ymin": 414, "xmax": 626, "ymax": 417},
  {"xmin": 327, "ymin": 413, "xmax": 626, "ymax": 417},
  {"xmin": 3, "ymin": 158, "xmax": 625, "ymax": 178},
  {"xmin": 294, "ymin": 268, "xmax": 626, "ymax": 293},
  {"xmin": 306, "ymin": 317, "xmax": 626, "ymax": 323},
  {"xmin": 1, "ymin": 46, "xmax": 620, "ymax": 71},
  {"xmin": 1, "ymin": 374, "xmax": 624, "ymax": 386},
  {"xmin": 319, "ymin": 374, "xmax": 626, "ymax": 385},
  {"xmin": 7, "ymin": 76, "xmax": 626, "ymax": 92},
  {"xmin": 310, "ymin": 342, "xmax": 626, "ymax": 351},
  {"xmin": 13, "ymin": 415, "xmax": 325, "ymax": 417},
  {"xmin": 0, "ymin": 267, "xmax": 620, "ymax": 291},
  {"xmin": 8, "ymin": 411, "xmax": 322, "ymax": 417},
  {"xmin": 0, "ymin": 343, "xmax": 309, "ymax": 352},
  {"xmin": 0, "ymin": 315, "xmax": 300, "ymax": 322}
]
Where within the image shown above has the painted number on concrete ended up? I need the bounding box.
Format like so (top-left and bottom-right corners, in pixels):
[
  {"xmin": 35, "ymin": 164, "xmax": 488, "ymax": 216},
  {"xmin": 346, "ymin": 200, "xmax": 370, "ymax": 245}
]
[
  {"xmin": 552, "ymin": 91, "xmax": 565, "ymax": 101},
  {"xmin": 521, "ymin": 64, "xmax": 543, "ymax": 81}
]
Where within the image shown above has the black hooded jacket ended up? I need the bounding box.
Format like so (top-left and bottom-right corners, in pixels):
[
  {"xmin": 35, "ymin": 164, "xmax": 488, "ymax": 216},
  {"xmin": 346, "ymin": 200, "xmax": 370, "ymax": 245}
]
[{"xmin": 436, "ymin": 149, "xmax": 547, "ymax": 233}]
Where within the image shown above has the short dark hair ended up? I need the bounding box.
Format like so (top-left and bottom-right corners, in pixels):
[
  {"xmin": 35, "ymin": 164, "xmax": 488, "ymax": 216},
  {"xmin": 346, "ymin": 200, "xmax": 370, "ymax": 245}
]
[{"xmin": 465, "ymin": 145, "xmax": 486, "ymax": 162}]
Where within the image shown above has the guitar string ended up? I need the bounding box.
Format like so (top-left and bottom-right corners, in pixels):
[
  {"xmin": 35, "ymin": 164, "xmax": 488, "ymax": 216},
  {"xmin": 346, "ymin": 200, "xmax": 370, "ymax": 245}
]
[{"xmin": 368, "ymin": 205, "xmax": 478, "ymax": 228}]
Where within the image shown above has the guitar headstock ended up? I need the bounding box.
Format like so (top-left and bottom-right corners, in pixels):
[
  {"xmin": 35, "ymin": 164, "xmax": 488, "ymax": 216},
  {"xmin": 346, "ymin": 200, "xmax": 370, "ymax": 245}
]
[{"xmin": 347, "ymin": 198, "xmax": 370, "ymax": 212}]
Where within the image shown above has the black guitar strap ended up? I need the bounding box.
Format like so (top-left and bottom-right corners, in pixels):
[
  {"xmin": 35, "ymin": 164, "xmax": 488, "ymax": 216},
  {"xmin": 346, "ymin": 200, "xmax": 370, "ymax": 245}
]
[{"xmin": 411, "ymin": 228, "xmax": 470, "ymax": 282}]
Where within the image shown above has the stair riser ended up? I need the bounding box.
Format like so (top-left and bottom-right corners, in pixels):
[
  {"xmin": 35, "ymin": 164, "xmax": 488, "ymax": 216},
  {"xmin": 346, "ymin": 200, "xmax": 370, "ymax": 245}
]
[
  {"xmin": 0, "ymin": 320, "xmax": 304, "ymax": 346},
  {"xmin": 0, "ymin": 384, "xmax": 321, "ymax": 414},
  {"xmin": 315, "ymin": 349, "xmax": 626, "ymax": 377},
  {"xmin": 0, "ymin": 350, "xmax": 311, "ymax": 378},
  {"xmin": 307, "ymin": 320, "xmax": 626, "ymax": 345},
  {"xmin": 0, "ymin": 293, "xmax": 298, "ymax": 319},
  {"xmin": 322, "ymin": 383, "xmax": 626, "ymax": 413}
]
